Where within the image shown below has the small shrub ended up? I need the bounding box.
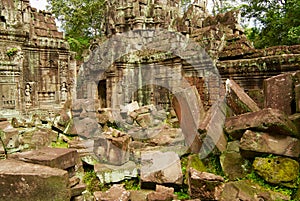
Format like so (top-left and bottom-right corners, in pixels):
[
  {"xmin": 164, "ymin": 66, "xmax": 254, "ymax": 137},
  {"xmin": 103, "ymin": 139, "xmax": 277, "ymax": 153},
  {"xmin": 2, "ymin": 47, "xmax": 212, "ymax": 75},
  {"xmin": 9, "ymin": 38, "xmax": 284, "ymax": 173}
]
[
  {"xmin": 83, "ymin": 171, "xmax": 105, "ymax": 193},
  {"xmin": 6, "ymin": 48, "xmax": 18, "ymax": 58},
  {"xmin": 122, "ymin": 178, "xmax": 140, "ymax": 190}
]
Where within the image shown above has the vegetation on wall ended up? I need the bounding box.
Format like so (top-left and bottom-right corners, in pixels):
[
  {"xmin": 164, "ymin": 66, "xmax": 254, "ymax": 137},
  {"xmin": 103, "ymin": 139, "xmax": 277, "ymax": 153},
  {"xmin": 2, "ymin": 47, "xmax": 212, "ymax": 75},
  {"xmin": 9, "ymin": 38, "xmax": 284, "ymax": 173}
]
[
  {"xmin": 6, "ymin": 47, "xmax": 18, "ymax": 58},
  {"xmin": 46, "ymin": 0, "xmax": 300, "ymax": 56}
]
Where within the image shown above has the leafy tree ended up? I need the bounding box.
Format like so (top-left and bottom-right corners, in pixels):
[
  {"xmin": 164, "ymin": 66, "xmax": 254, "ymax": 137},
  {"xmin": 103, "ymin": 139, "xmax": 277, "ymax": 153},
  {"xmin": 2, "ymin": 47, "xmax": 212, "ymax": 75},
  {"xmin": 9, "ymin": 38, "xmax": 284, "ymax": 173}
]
[
  {"xmin": 211, "ymin": 0, "xmax": 236, "ymax": 14},
  {"xmin": 46, "ymin": 0, "xmax": 106, "ymax": 59},
  {"xmin": 241, "ymin": 0, "xmax": 300, "ymax": 48}
]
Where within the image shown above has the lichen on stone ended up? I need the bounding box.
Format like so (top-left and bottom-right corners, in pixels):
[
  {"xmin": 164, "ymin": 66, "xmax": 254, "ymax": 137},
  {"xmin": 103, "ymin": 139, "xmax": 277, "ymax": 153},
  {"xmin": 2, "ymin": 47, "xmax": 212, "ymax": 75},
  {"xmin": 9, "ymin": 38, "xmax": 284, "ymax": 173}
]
[{"xmin": 253, "ymin": 156, "xmax": 300, "ymax": 188}]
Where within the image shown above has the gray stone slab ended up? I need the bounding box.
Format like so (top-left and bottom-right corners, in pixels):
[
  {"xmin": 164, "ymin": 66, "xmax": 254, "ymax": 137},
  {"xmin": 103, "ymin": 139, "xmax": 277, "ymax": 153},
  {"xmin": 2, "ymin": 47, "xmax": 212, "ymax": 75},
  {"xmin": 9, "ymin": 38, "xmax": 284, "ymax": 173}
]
[{"xmin": 94, "ymin": 161, "xmax": 138, "ymax": 183}]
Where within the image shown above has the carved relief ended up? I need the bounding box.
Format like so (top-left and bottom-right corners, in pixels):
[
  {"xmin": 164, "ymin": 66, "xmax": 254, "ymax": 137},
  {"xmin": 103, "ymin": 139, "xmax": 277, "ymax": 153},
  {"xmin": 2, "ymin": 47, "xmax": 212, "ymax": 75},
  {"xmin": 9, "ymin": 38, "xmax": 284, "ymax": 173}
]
[
  {"xmin": 24, "ymin": 83, "xmax": 32, "ymax": 105},
  {"xmin": 61, "ymin": 82, "xmax": 68, "ymax": 101}
]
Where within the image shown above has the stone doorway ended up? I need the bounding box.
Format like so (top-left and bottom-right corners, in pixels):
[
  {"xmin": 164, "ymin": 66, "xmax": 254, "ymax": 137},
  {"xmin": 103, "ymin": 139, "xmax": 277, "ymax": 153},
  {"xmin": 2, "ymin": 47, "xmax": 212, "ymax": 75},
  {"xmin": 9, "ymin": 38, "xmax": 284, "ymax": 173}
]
[{"xmin": 98, "ymin": 80, "xmax": 107, "ymax": 108}]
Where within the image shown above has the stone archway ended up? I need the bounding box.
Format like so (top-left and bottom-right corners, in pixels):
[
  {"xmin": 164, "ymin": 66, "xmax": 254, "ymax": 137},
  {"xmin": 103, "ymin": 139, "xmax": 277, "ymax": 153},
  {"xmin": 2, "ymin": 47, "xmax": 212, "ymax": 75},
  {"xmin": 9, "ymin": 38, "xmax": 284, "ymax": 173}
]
[
  {"xmin": 76, "ymin": 28, "xmax": 224, "ymax": 155},
  {"xmin": 79, "ymin": 29, "xmax": 221, "ymax": 105}
]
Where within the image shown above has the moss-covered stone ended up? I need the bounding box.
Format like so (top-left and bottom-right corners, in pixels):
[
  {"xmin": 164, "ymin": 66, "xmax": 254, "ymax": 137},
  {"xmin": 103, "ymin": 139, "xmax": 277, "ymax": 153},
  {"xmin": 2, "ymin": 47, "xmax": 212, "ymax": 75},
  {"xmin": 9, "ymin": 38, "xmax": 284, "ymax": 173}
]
[
  {"xmin": 253, "ymin": 157, "xmax": 300, "ymax": 188},
  {"xmin": 0, "ymin": 159, "xmax": 71, "ymax": 201},
  {"xmin": 220, "ymin": 141, "xmax": 251, "ymax": 180},
  {"xmin": 187, "ymin": 154, "xmax": 207, "ymax": 172},
  {"xmin": 294, "ymin": 186, "xmax": 300, "ymax": 200},
  {"xmin": 220, "ymin": 180, "xmax": 291, "ymax": 201}
]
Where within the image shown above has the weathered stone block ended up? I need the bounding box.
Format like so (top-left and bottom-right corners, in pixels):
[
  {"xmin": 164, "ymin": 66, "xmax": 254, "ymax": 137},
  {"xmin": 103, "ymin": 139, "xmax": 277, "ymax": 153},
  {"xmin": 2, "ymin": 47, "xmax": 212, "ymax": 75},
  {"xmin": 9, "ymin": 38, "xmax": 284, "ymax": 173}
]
[
  {"xmin": 72, "ymin": 117, "xmax": 102, "ymax": 138},
  {"xmin": 93, "ymin": 184, "xmax": 130, "ymax": 201},
  {"xmin": 146, "ymin": 126, "xmax": 184, "ymax": 146},
  {"xmin": 97, "ymin": 108, "xmax": 116, "ymax": 125},
  {"xmin": 225, "ymin": 79, "xmax": 260, "ymax": 115},
  {"xmin": 141, "ymin": 151, "xmax": 183, "ymax": 186},
  {"xmin": 71, "ymin": 183, "xmax": 86, "ymax": 197},
  {"xmin": 0, "ymin": 159, "xmax": 70, "ymax": 201},
  {"xmin": 253, "ymin": 157, "xmax": 299, "ymax": 188},
  {"xmin": 129, "ymin": 190, "xmax": 153, "ymax": 201},
  {"xmin": 264, "ymin": 73, "xmax": 294, "ymax": 115},
  {"xmin": 94, "ymin": 129, "xmax": 131, "ymax": 165},
  {"xmin": 224, "ymin": 108, "xmax": 299, "ymax": 139},
  {"xmin": 198, "ymin": 100, "xmax": 227, "ymax": 155},
  {"xmin": 289, "ymin": 113, "xmax": 300, "ymax": 134},
  {"xmin": 13, "ymin": 147, "xmax": 78, "ymax": 170},
  {"xmin": 173, "ymin": 86, "xmax": 205, "ymax": 153},
  {"xmin": 220, "ymin": 180, "xmax": 290, "ymax": 201},
  {"xmin": 220, "ymin": 141, "xmax": 250, "ymax": 180},
  {"xmin": 0, "ymin": 121, "xmax": 19, "ymax": 147},
  {"xmin": 186, "ymin": 154, "xmax": 207, "ymax": 174},
  {"xmin": 240, "ymin": 130, "xmax": 300, "ymax": 158},
  {"xmin": 134, "ymin": 105, "xmax": 151, "ymax": 115},
  {"xmin": 136, "ymin": 113, "xmax": 152, "ymax": 128},
  {"xmin": 188, "ymin": 168, "xmax": 224, "ymax": 200},
  {"xmin": 147, "ymin": 185, "xmax": 175, "ymax": 201},
  {"xmin": 21, "ymin": 128, "xmax": 58, "ymax": 149}
]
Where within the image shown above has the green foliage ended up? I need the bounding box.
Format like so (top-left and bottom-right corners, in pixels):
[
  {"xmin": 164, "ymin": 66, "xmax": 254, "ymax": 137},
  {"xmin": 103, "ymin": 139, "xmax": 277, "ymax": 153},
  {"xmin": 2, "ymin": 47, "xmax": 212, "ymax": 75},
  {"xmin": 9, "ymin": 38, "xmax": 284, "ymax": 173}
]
[
  {"xmin": 241, "ymin": 0, "xmax": 300, "ymax": 48},
  {"xmin": 47, "ymin": 0, "xmax": 105, "ymax": 37},
  {"xmin": 246, "ymin": 170, "xmax": 296, "ymax": 197},
  {"xmin": 51, "ymin": 136, "xmax": 69, "ymax": 148},
  {"xmin": 203, "ymin": 154, "xmax": 225, "ymax": 177},
  {"xmin": 176, "ymin": 155, "xmax": 192, "ymax": 200},
  {"xmin": 174, "ymin": 187, "xmax": 191, "ymax": 200},
  {"xmin": 188, "ymin": 154, "xmax": 207, "ymax": 172},
  {"xmin": 67, "ymin": 36, "xmax": 90, "ymax": 60},
  {"xmin": 181, "ymin": 155, "xmax": 188, "ymax": 175},
  {"xmin": 122, "ymin": 179, "xmax": 140, "ymax": 191},
  {"xmin": 83, "ymin": 170, "xmax": 110, "ymax": 193},
  {"xmin": 6, "ymin": 48, "xmax": 18, "ymax": 58},
  {"xmin": 209, "ymin": 0, "xmax": 241, "ymax": 15},
  {"xmin": 47, "ymin": 0, "xmax": 105, "ymax": 60}
]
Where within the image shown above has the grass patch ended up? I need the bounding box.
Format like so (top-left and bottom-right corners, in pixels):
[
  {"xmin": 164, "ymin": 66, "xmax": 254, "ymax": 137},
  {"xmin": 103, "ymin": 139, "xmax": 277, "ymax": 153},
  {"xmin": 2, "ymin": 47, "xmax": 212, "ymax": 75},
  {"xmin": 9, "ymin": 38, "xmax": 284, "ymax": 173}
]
[
  {"xmin": 51, "ymin": 139, "xmax": 69, "ymax": 148},
  {"xmin": 203, "ymin": 154, "xmax": 225, "ymax": 177},
  {"xmin": 246, "ymin": 170, "xmax": 297, "ymax": 197},
  {"xmin": 83, "ymin": 170, "xmax": 111, "ymax": 193},
  {"xmin": 122, "ymin": 178, "xmax": 140, "ymax": 190},
  {"xmin": 174, "ymin": 187, "xmax": 190, "ymax": 200}
]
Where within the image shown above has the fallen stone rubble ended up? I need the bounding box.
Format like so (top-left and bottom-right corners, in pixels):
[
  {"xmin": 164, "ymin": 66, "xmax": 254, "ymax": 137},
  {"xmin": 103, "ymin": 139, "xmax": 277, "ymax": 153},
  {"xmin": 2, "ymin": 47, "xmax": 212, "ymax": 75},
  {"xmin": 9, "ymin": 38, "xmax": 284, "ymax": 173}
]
[{"xmin": 0, "ymin": 71, "xmax": 300, "ymax": 201}]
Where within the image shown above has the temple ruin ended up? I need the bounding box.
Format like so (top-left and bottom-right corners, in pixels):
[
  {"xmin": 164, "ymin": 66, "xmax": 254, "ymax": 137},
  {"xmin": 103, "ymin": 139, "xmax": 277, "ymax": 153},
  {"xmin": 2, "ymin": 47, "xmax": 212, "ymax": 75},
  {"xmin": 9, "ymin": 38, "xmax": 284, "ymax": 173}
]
[
  {"xmin": 81, "ymin": 0, "xmax": 300, "ymax": 112},
  {"xmin": 0, "ymin": 1, "xmax": 300, "ymax": 200},
  {"xmin": 0, "ymin": 0, "xmax": 76, "ymax": 112},
  {"xmin": 1, "ymin": 0, "xmax": 299, "ymax": 113}
]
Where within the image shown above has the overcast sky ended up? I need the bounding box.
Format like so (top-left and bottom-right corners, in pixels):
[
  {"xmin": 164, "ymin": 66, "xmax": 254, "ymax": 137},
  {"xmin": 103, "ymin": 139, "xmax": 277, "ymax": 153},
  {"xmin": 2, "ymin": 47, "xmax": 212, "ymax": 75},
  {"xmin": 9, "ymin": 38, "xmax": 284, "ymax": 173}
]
[{"xmin": 29, "ymin": 0, "xmax": 48, "ymax": 11}]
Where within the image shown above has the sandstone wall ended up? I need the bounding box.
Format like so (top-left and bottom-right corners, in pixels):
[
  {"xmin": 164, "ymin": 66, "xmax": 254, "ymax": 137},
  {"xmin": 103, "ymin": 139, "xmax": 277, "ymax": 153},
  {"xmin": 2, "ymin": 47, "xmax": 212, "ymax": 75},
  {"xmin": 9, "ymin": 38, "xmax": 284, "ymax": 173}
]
[
  {"xmin": 83, "ymin": 0, "xmax": 299, "ymax": 110},
  {"xmin": 0, "ymin": 0, "xmax": 76, "ymax": 111}
]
